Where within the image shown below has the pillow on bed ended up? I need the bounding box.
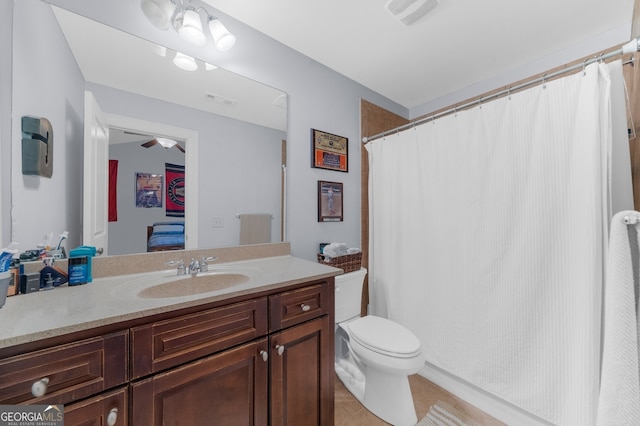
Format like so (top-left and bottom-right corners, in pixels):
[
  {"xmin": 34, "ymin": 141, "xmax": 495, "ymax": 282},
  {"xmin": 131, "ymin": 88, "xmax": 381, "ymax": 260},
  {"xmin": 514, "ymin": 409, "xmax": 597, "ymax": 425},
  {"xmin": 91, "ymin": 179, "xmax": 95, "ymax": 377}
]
[{"xmin": 152, "ymin": 222, "xmax": 184, "ymax": 234}]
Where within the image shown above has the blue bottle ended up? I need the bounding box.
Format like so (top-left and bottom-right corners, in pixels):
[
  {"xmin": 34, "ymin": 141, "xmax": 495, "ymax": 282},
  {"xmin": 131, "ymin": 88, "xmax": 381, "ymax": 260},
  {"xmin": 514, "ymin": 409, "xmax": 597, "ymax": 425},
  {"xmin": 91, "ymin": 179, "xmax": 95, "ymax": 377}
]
[{"xmin": 68, "ymin": 246, "xmax": 97, "ymax": 285}]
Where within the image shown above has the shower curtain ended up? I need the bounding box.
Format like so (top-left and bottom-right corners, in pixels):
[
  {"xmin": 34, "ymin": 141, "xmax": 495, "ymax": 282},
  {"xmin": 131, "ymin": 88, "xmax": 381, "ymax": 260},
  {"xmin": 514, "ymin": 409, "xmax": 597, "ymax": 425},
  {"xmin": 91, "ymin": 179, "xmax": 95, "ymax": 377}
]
[{"xmin": 366, "ymin": 62, "xmax": 620, "ymax": 425}]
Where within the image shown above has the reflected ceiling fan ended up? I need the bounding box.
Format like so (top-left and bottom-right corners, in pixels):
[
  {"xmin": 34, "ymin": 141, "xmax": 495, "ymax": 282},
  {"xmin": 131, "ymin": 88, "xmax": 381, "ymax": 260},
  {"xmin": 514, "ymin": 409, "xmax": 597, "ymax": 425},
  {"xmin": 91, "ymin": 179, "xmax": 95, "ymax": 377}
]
[
  {"xmin": 141, "ymin": 137, "xmax": 185, "ymax": 153},
  {"xmin": 123, "ymin": 130, "xmax": 185, "ymax": 153}
]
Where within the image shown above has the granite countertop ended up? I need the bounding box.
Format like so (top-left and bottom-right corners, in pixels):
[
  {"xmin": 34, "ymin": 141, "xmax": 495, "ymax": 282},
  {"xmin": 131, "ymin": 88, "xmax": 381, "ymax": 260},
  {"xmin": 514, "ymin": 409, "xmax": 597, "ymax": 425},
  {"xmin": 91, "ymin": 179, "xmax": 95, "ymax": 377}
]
[{"xmin": 0, "ymin": 253, "xmax": 342, "ymax": 349}]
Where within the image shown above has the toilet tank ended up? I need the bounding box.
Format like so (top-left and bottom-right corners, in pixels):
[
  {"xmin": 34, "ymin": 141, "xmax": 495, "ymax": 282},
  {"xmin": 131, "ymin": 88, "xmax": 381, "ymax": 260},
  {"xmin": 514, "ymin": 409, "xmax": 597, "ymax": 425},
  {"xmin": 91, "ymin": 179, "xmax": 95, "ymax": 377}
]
[{"xmin": 334, "ymin": 268, "xmax": 367, "ymax": 323}]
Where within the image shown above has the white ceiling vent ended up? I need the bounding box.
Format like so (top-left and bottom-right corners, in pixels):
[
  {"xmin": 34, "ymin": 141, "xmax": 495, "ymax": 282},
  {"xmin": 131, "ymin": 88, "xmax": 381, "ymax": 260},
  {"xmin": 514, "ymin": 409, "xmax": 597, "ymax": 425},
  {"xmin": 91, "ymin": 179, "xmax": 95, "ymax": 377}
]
[
  {"xmin": 385, "ymin": 0, "xmax": 439, "ymax": 25},
  {"xmin": 204, "ymin": 92, "xmax": 237, "ymax": 107}
]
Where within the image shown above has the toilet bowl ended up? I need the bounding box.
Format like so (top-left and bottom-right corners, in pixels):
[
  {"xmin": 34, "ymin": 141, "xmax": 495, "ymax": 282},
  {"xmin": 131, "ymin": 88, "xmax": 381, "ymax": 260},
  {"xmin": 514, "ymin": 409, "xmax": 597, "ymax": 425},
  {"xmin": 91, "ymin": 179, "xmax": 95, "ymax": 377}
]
[{"xmin": 335, "ymin": 268, "xmax": 425, "ymax": 426}]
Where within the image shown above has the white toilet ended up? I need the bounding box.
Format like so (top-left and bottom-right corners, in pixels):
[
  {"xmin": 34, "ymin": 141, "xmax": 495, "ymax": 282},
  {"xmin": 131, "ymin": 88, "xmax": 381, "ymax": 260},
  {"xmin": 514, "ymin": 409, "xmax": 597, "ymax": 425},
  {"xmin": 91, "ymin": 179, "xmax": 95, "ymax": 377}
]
[{"xmin": 334, "ymin": 268, "xmax": 425, "ymax": 426}]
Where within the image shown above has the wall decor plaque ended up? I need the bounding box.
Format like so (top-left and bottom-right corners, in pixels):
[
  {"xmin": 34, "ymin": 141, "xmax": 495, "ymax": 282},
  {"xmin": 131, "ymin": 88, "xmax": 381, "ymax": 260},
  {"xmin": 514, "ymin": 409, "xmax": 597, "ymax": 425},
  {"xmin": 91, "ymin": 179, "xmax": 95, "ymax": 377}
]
[{"xmin": 311, "ymin": 129, "xmax": 348, "ymax": 172}]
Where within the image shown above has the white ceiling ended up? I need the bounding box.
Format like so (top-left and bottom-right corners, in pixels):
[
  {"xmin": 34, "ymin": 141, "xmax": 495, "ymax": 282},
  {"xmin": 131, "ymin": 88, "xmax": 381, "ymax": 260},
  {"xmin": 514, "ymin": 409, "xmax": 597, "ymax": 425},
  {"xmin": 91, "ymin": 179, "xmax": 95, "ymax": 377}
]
[{"xmin": 202, "ymin": 0, "xmax": 635, "ymax": 110}]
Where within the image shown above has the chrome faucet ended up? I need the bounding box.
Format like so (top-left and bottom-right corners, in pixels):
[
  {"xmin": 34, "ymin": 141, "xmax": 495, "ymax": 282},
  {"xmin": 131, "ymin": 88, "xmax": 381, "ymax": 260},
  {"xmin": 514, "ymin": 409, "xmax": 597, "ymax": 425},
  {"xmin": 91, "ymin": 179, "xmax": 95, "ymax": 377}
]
[
  {"xmin": 166, "ymin": 259, "xmax": 186, "ymax": 276},
  {"xmin": 188, "ymin": 258, "xmax": 200, "ymax": 275},
  {"xmin": 200, "ymin": 256, "xmax": 218, "ymax": 272}
]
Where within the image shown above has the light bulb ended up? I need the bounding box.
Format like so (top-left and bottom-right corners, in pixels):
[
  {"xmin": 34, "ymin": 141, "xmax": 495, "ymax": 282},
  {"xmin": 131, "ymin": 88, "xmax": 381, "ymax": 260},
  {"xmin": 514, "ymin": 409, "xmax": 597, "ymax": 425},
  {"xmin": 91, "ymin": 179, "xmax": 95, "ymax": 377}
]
[
  {"xmin": 173, "ymin": 52, "xmax": 198, "ymax": 71},
  {"xmin": 140, "ymin": 0, "xmax": 176, "ymax": 31},
  {"xmin": 176, "ymin": 9, "xmax": 206, "ymax": 46},
  {"xmin": 208, "ymin": 18, "xmax": 236, "ymax": 51},
  {"xmin": 156, "ymin": 138, "xmax": 177, "ymax": 148}
]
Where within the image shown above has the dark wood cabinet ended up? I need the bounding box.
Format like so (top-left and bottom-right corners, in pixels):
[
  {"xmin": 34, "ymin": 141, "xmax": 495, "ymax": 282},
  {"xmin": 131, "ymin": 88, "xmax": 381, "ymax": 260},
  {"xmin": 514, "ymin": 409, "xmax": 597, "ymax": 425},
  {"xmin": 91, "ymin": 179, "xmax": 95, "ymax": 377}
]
[
  {"xmin": 130, "ymin": 297, "xmax": 268, "ymax": 379},
  {"xmin": 64, "ymin": 386, "xmax": 128, "ymax": 426},
  {"xmin": 0, "ymin": 277, "xmax": 334, "ymax": 426},
  {"xmin": 0, "ymin": 331, "xmax": 128, "ymax": 406},
  {"xmin": 132, "ymin": 281, "xmax": 334, "ymax": 425},
  {"xmin": 270, "ymin": 316, "xmax": 333, "ymax": 426},
  {"xmin": 131, "ymin": 338, "xmax": 269, "ymax": 426}
]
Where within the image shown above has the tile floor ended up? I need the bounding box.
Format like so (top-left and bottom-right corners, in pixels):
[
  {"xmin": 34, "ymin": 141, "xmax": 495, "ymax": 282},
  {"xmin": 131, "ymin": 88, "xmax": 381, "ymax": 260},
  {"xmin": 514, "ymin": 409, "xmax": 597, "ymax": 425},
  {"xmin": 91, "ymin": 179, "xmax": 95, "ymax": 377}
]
[{"xmin": 334, "ymin": 373, "xmax": 506, "ymax": 425}]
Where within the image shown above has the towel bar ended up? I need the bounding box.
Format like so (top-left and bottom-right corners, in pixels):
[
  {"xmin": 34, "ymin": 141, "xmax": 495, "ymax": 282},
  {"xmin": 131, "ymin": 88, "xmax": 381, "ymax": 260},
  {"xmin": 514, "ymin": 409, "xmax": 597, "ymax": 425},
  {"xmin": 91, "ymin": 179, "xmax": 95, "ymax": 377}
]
[{"xmin": 236, "ymin": 214, "xmax": 273, "ymax": 219}]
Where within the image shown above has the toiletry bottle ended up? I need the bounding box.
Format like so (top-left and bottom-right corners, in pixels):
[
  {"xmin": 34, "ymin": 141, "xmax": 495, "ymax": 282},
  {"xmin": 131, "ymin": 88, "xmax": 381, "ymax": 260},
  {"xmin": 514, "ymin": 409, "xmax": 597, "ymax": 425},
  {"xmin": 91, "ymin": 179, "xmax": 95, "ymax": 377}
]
[
  {"xmin": 68, "ymin": 246, "xmax": 96, "ymax": 284},
  {"xmin": 68, "ymin": 256, "xmax": 88, "ymax": 285}
]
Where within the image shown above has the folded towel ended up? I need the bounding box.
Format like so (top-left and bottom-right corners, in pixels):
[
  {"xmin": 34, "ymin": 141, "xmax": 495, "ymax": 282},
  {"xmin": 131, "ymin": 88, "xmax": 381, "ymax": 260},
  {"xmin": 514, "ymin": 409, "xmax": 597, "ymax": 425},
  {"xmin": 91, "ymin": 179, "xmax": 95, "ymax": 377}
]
[{"xmin": 322, "ymin": 243, "xmax": 348, "ymax": 258}]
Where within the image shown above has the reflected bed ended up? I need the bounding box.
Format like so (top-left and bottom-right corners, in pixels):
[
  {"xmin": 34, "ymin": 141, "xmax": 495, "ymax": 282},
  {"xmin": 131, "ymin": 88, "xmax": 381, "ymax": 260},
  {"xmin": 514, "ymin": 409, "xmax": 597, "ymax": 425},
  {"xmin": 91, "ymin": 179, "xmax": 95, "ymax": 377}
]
[{"xmin": 147, "ymin": 222, "xmax": 184, "ymax": 252}]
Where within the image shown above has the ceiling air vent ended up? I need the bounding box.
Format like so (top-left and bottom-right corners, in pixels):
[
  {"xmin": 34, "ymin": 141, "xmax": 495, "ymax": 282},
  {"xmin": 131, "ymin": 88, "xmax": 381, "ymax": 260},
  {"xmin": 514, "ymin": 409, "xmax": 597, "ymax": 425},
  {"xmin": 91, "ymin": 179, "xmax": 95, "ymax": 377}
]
[
  {"xmin": 385, "ymin": 0, "xmax": 439, "ymax": 25},
  {"xmin": 204, "ymin": 92, "xmax": 237, "ymax": 107}
]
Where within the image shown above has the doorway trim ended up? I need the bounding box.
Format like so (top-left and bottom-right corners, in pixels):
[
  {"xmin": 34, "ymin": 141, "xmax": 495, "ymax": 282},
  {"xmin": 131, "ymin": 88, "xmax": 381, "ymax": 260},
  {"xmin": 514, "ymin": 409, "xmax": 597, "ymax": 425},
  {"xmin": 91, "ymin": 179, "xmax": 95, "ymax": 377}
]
[{"xmin": 105, "ymin": 113, "xmax": 199, "ymax": 249}]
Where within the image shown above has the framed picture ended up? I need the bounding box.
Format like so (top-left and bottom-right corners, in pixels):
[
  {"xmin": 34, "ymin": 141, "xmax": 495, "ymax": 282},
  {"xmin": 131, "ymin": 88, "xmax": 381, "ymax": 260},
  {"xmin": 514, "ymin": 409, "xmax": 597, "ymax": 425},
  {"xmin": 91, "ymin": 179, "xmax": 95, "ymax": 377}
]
[
  {"xmin": 318, "ymin": 181, "xmax": 343, "ymax": 222},
  {"xmin": 135, "ymin": 172, "xmax": 163, "ymax": 208},
  {"xmin": 311, "ymin": 129, "xmax": 348, "ymax": 172}
]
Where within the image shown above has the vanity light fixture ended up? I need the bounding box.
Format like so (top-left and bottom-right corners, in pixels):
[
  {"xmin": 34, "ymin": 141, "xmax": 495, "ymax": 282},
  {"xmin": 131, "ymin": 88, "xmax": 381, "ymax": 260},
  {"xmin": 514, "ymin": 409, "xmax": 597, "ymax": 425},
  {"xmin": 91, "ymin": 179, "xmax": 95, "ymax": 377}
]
[
  {"xmin": 173, "ymin": 51, "xmax": 198, "ymax": 71},
  {"xmin": 140, "ymin": 0, "xmax": 236, "ymax": 51}
]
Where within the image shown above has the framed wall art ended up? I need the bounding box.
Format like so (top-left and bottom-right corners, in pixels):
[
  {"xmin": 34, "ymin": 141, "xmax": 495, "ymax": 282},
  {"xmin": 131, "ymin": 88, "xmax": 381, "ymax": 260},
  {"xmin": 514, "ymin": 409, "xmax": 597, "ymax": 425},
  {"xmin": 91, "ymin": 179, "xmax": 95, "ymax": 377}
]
[
  {"xmin": 318, "ymin": 180, "xmax": 343, "ymax": 222},
  {"xmin": 135, "ymin": 172, "xmax": 163, "ymax": 208},
  {"xmin": 311, "ymin": 128, "xmax": 348, "ymax": 172}
]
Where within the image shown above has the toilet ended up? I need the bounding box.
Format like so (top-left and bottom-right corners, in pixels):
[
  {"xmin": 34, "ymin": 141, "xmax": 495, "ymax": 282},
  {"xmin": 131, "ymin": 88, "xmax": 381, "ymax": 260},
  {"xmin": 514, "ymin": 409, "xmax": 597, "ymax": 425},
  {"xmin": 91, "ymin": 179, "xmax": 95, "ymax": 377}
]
[{"xmin": 334, "ymin": 268, "xmax": 425, "ymax": 426}]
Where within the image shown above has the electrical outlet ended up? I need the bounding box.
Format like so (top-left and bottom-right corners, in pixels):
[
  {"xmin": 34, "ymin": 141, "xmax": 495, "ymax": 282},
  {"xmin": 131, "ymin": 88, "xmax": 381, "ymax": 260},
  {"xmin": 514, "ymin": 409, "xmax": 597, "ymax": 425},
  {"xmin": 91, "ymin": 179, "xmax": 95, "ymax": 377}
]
[{"xmin": 212, "ymin": 217, "xmax": 224, "ymax": 228}]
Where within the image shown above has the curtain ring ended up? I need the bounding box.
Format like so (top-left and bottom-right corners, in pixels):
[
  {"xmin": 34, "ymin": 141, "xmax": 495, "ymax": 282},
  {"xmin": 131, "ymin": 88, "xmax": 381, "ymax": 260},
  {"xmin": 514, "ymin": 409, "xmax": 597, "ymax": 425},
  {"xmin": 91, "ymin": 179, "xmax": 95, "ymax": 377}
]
[
  {"xmin": 582, "ymin": 59, "xmax": 588, "ymax": 75},
  {"xmin": 507, "ymin": 87, "xmax": 512, "ymax": 100},
  {"xmin": 431, "ymin": 114, "xmax": 435, "ymax": 124},
  {"xmin": 542, "ymin": 74, "xmax": 548, "ymax": 89}
]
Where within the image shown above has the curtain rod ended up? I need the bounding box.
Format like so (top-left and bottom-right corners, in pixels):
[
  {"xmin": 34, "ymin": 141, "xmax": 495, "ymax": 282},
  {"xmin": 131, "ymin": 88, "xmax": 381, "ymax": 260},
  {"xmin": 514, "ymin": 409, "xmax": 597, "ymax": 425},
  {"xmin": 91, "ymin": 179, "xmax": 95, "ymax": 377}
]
[{"xmin": 362, "ymin": 37, "xmax": 640, "ymax": 144}]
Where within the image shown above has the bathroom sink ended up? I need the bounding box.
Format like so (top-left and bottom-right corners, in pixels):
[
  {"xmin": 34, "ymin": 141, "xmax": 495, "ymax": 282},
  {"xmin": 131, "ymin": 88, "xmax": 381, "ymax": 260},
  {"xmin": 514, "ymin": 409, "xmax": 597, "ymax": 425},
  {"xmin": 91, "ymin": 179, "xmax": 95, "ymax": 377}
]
[
  {"xmin": 109, "ymin": 265, "xmax": 260, "ymax": 300},
  {"xmin": 137, "ymin": 271, "xmax": 251, "ymax": 298}
]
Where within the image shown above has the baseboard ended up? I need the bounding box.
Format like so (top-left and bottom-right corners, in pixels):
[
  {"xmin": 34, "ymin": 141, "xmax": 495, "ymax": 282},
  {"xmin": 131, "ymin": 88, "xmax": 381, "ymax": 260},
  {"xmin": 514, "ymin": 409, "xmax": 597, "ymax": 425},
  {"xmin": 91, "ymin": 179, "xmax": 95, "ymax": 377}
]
[{"xmin": 418, "ymin": 362, "xmax": 553, "ymax": 426}]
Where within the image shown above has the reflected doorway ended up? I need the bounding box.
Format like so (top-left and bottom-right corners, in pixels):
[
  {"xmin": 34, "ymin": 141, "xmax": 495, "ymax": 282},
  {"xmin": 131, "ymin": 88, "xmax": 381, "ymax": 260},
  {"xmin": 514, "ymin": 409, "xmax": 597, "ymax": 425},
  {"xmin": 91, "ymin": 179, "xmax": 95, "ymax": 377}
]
[{"xmin": 104, "ymin": 114, "xmax": 198, "ymax": 255}]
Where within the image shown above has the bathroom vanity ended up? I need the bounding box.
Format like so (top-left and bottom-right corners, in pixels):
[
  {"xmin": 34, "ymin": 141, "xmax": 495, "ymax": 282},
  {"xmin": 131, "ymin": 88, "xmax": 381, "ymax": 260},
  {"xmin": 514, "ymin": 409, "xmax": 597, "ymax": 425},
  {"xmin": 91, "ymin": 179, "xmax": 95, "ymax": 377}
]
[{"xmin": 0, "ymin": 243, "xmax": 340, "ymax": 425}]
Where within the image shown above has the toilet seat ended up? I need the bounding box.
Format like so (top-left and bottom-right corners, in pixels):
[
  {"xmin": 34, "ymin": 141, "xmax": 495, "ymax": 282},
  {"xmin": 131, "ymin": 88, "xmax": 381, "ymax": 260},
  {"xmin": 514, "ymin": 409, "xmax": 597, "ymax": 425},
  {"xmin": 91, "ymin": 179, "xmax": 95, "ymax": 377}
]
[{"xmin": 347, "ymin": 316, "xmax": 421, "ymax": 358}]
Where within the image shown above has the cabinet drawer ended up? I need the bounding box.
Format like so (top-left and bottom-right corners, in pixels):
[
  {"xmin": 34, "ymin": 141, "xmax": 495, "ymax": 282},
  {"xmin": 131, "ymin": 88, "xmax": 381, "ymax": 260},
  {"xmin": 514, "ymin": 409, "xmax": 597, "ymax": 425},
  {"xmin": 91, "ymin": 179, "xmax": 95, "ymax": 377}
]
[
  {"xmin": 131, "ymin": 297, "xmax": 268, "ymax": 379},
  {"xmin": 269, "ymin": 283, "xmax": 329, "ymax": 332},
  {"xmin": 65, "ymin": 386, "xmax": 128, "ymax": 426},
  {"xmin": 0, "ymin": 331, "xmax": 128, "ymax": 405}
]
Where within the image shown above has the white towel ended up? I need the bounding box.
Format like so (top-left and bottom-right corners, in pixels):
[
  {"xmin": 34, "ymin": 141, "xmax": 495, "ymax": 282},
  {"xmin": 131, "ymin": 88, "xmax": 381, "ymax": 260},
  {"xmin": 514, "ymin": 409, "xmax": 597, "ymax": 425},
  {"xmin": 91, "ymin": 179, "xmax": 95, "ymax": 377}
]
[
  {"xmin": 597, "ymin": 210, "xmax": 640, "ymax": 425},
  {"xmin": 238, "ymin": 214, "xmax": 271, "ymax": 245}
]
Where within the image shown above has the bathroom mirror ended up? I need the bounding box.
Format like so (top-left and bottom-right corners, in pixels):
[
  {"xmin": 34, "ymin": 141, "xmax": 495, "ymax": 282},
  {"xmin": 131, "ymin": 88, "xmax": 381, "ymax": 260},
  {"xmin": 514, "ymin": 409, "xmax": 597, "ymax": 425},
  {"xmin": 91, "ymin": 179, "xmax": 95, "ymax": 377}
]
[{"xmin": 10, "ymin": 0, "xmax": 287, "ymax": 256}]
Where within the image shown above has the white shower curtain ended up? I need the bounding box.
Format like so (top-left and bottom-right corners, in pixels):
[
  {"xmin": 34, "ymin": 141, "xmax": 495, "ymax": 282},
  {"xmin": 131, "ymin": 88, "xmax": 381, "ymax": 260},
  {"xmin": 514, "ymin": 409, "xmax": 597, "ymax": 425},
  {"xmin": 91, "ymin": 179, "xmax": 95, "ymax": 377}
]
[{"xmin": 367, "ymin": 62, "xmax": 618, "ymax": 425}]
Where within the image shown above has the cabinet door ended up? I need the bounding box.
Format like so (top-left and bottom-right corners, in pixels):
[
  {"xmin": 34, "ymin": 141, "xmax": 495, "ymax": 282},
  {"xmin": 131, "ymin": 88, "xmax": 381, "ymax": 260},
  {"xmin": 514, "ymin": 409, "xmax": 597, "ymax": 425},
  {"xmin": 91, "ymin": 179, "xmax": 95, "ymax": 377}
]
[
  {"xmin": 64, "ymin": 386, "xmax": 127, "ymax": 426},
  {"xmin": 131, "ymin": 338, "xmax": 268, "ymax": 426},
  {"xmin": 270, "ymin": 316, "xmax": 334, "ymax": 426}
]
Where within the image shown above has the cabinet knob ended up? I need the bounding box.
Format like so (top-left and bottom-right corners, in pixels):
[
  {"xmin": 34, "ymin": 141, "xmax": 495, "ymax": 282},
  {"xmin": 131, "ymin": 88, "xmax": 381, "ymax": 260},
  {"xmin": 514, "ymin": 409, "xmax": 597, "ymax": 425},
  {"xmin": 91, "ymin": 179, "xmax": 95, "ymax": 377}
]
[
  {"xmin": 300, "ymin": 303, "xmax": 311, "ymax": 312},
  {"xmin": 276, "ymin": 344, "xmax": 285, "ymax": 356},
  {"xmin": 260, "ymin": 350, "xmax": 268, "ymax": 362},
  {"xmin": 106, "ymin": 407, "xmax": 118, "ymax": 426},
  {"xmin": 31, "ymin": 377, "xmax": 49, "ymax": 398}
]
